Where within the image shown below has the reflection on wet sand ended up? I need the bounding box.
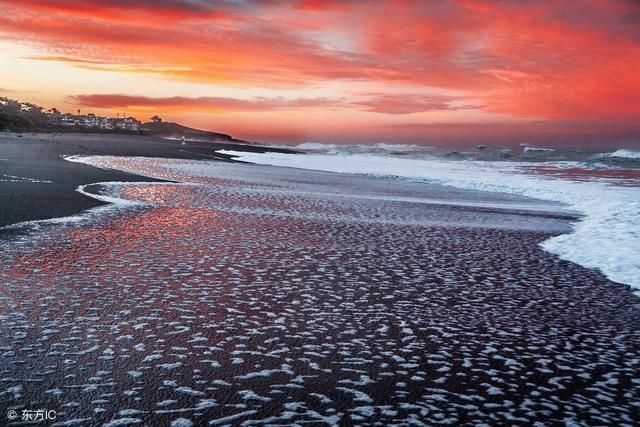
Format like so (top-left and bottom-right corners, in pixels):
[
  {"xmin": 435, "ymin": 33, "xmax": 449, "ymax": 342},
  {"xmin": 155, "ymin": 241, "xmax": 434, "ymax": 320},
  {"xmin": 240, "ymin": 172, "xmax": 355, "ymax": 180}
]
[{"xmin": 1, "ymin": 157, "xmax": 639, "ymax": 426}]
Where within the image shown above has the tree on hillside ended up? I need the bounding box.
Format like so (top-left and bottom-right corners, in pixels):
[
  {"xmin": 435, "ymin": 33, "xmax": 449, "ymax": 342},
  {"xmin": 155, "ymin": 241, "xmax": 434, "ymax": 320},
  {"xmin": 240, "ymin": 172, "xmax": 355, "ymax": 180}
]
[
  {"xmin": 0, "ymin": 97, "xmax": 50, "ymax": 131},
  {"xmin": 150, "ymin": 115, "xmax": 162, "ymax": 123}
]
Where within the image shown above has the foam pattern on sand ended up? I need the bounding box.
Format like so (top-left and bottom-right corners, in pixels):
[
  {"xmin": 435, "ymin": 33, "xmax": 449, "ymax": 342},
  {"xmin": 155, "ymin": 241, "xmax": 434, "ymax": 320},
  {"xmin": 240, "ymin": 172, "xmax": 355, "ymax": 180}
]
[
  {"xmin": 1, "ymin": 156, "xmax": 639, "ymax": 426},
  {"xmin": 218, "ymin": 150, "xmax": 640, "ymax": 290}
]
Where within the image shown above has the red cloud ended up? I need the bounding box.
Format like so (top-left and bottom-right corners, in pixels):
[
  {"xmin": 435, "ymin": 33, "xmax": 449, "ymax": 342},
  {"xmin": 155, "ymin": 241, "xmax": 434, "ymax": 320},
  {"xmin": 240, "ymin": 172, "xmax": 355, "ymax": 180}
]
[
  {"xmin": 0, "ymin": 0, "xmax": 236, "ymax": 23},
  {"xmin": 70, "ymin": 94, "xmax": 340, "ymax": 112},
  {"xmin": 353, "ymin": 94, "xmax": 482, "ymax": 114},
  {"xmin": 0, "ymin": 4, "xmax": 378, "ymax": 87},
  {"xmin": 1, "ymin": 0, "xmax": 639, "ymax": 127}
]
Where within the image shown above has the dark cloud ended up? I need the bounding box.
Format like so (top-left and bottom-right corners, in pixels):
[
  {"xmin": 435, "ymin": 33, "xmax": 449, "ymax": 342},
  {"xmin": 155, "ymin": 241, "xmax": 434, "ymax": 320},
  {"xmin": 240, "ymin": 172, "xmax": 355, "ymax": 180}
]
[
  {"xmin": 70, "ymin": 94, "xmax": 340, "ymax": 112},
  {"xmin": 72, "ymin": 92, "xmax": 485, "ymax": 116}
]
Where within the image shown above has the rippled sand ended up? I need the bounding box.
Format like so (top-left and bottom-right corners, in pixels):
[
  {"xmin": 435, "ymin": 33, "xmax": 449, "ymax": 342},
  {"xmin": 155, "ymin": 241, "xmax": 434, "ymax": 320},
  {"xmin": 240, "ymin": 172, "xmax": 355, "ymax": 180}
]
[{"xmin": 1, "ymin": 157, "xmax": 639, "ymax": 426}]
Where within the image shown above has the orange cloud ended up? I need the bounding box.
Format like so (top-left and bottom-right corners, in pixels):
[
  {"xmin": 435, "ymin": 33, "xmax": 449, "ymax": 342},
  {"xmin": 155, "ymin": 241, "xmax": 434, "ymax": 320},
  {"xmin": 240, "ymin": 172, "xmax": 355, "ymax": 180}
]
[{"xmin": 1, "ymin": 0, "xmax": 639, "ymax": 143}]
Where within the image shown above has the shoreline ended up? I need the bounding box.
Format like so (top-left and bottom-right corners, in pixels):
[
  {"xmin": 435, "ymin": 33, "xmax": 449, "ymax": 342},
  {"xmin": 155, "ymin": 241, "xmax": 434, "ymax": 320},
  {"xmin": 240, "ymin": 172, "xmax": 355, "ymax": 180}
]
[
  {"xmin": 221, "ymin": 149, "xmax": 640, "ymax": 291},
  {"xmin": 0, "ymin": 133, "xmax": 295, "ymax": 237},
  {"xmin": 2, "ymin": 134, "xmax": 636, "ymax": 291}
]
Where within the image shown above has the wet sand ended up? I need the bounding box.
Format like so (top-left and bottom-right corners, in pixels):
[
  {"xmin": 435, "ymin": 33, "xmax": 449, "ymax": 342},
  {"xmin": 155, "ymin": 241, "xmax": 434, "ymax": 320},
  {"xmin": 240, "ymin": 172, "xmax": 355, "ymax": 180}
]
[
  {"xmin": 0, "ymin": 133, "xmax": 294, "ymax": 235},
  {"xmin": 1, "ymin": 157, "xmax": 639, "ymax": 426}
]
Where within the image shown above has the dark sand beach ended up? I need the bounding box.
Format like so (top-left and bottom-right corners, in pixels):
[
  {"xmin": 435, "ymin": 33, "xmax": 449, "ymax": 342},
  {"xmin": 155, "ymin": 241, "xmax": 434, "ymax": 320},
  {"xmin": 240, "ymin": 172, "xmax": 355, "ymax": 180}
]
[
  {"xmin": 1, "ymin": 150, "xmax": 639, "ymax": 426},
  {"xmin": 0, "ymin": 133, "xmax": 294, "ymax": 234}
]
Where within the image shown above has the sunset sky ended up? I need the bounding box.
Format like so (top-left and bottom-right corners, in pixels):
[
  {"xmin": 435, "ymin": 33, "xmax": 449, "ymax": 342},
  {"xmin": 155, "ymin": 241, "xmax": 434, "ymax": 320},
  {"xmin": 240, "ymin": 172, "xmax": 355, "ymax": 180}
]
[{"xmin": 1, "ymin": 0, "xmax": 639, "ymax": 146}]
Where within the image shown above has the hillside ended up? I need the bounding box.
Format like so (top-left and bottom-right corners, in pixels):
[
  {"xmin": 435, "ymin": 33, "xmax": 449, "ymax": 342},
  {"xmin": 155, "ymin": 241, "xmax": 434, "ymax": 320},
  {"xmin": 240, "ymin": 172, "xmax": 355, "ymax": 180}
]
[
  {"xmin": 142, "ymin": 121, "xmax": 250, "ymax": 144},
  {"xmin": 0, "ymin": 96, "xmax": 250, "ymax": 143},
  {"xmin": 0, "ymin": 97, "xmax": 53, "ymax": 132}
]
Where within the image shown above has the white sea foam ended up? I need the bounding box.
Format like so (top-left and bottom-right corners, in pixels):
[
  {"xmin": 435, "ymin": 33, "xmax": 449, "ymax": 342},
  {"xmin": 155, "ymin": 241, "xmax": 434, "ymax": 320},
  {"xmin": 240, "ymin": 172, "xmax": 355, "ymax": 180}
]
[
  {"xmin": 523, "ymin": 146, "xmax": 555, "ymax": 153},
  {"xmin": 608, "ymin": 149, "xmax": 640, "ymax": 159},
  {"xmin": 218, "ymin": 150, "xmax": 640, "ymax": 290},
  {"xmin": 0, "ymin": 173, "xmax": 52, "ymax": 183},
  {"xmin": 76, "ymin": 182, "xmax": 142, "ymax": 207},
  {"xmin": 65, "ymin": 154, "xmax": 116, "ymax": 170},
  {"xmin": 270, "ymin": 142, "xmax": 439, "ymax": 157}
]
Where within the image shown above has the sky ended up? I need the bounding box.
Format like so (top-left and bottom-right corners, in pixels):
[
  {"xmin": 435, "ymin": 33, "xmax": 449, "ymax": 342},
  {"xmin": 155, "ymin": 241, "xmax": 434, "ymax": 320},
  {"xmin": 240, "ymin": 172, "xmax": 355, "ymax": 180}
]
[{"xmin": 1, "ymin": 0, "xmax": 639, "ymax": 147}]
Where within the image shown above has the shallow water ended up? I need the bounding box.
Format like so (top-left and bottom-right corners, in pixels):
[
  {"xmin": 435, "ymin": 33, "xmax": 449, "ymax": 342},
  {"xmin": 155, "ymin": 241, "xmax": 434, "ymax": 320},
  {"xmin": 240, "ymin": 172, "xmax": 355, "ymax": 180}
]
[
  {"xmin": 1, "ymin": 157, "xmax": 639, "ymax": 426},
  {"xmin": 217, "ymin": 150, "xmax": 640, "ymax": 290}
]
